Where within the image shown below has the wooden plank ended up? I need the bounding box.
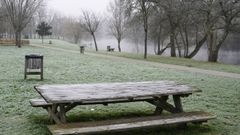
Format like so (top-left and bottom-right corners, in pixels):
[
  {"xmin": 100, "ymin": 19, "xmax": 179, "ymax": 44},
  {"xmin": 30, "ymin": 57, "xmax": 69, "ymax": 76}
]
[
  {"xmin": 48, "ymin": 112, "xmax": 216, "ymax": 135},
  {"xmin": 29, "ymin": 99, "xmax": 52, "ymax": 107},
  {"xmin": 34, "ymin": 81, "xmax": 201, "ymax": 104}
]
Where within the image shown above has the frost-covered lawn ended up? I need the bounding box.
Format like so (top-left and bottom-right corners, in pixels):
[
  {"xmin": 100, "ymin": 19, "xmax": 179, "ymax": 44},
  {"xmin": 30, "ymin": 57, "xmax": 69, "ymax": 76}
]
[
  {"xmin": 0, "ymin": 44, "xmax": 239, "ymax": 135},
  {"xmin": 96, "ymin": 50, "xmax": 240, "ymax": 74},
  {"xmin": 31, "ymin": 39, "xmax": 240, "ymax": 74}
]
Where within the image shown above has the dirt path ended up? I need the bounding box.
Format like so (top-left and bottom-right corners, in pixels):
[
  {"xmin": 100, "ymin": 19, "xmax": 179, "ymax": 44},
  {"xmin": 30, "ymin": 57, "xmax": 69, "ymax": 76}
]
[{"xmin": 30, "ymin": 44, "xmax": 240, "ymax": 79}]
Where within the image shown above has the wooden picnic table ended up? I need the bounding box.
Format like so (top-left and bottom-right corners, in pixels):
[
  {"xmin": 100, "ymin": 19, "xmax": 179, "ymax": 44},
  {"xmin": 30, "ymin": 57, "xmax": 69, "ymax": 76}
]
[
  {"xmin": 34, "ymin": 81, "xmax": 200, "ymax": 124},
  {"xmin": 32, "ymin": 81, "xmax": 215, "ymax": 135}
]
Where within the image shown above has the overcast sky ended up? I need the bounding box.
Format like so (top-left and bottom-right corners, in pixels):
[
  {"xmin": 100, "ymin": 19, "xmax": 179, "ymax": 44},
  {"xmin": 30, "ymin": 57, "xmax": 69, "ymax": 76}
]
[{"xmin": 47, "ymin": 0, "xmax": 112, "ymax": 17}]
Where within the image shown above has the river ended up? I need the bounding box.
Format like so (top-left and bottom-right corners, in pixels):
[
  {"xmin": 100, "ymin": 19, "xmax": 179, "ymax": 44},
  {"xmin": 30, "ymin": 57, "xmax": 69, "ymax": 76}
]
[{"xmin": 85, "ymin": 34, "xmax": 240, "ymax": 65}]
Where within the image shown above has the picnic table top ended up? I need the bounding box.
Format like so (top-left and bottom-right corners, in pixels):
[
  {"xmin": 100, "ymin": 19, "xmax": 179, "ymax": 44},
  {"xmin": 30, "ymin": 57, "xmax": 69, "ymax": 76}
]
[{"xmin": 34, "ymin": 81, "xmax": 201, "ymax": 104}]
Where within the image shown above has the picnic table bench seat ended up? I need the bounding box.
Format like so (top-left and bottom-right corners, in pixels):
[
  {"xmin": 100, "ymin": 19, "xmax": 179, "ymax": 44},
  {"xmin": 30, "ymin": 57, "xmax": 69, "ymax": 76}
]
[
  {"xmin": 48, "ymin": 111, "xmax": 216, "ymax": 135},
  {"xmin": 30, "ymin": 99, "xmax": 52, "ymax": 108}
]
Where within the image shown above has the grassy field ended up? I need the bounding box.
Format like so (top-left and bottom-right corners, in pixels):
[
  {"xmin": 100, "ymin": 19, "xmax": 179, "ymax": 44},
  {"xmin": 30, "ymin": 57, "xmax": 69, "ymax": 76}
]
[
  {"xmin": 31, "ymin": 39, "xmax": 240, "ymax": 74},
  {"xmin": 0, "ymin": 41, "xmax": 240, "ymax": 135}
]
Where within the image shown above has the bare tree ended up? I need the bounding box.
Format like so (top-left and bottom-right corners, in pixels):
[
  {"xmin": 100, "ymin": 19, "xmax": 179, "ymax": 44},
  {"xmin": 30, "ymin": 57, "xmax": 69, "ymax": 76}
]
[
  {"xmin": 0, "ymin": 4, "xmax": 7, "ymax": 38},
  {"xmin": 0, "ymin": 3, "xmax": 5, "ymax": 20},
  {"xmin": 108, "ymin": 0, "xmax": 127, "ymax": 52},
  {"xmin": 126, "ymin": 18, "xmax": 143, "ymax": 54},
  {"xmin": 149, "ymin": 6, "xmax": 169, "ymax": 55},
  {"xmin": 171, "ymin": 0, "xmax": 208, "ymax": 58},
  {"xmin": 1, "ymin": 0, "xmax": 43, "ymax": 47},
  {"xmin": 50, "ymin": 12, "xmax": 65, "ymax": 39},
  {"xmin": 157, "ymin": 0, "xmax": 185, "ymax": 57},
  {"xmin": 195, "ymin": 0, "xmax": 240, "ymax": 62},
  {"xmin": 63, "ymin": 17, "xmax": 82, "ymax": 44},
  {"xmin": 124, "ymin": 0, "xmax": 154, "ymax": 59},
  {"xmin": 81, "ymin": 10, "xmax": 101, "ymax": 51}
]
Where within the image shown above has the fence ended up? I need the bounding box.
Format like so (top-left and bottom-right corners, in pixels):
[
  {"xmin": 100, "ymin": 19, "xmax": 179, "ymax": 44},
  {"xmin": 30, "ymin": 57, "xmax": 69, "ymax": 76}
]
[{"xmin": 0, "ymin": 39, "xmax": 30, "ymax": 45}]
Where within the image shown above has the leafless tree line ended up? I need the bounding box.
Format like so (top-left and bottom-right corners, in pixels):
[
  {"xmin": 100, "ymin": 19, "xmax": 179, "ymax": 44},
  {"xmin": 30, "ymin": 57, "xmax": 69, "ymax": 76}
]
[
  {"xmin": 1, "ymin": 0, "xmax": 240, "ymax": 62},
  {"xmin": 0, "ymin": 0, "xmax": 44, "ymax": 47},
  {"xmin": 122, "ymin": 0, "xmax": 240, "ymax": 62}
]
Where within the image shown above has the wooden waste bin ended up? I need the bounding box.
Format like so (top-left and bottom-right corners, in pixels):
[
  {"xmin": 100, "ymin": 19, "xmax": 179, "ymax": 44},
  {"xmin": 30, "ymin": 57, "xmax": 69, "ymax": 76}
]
[
  {"xmin": 80, "ymin": 46, "xmax": 85, "ymax": 54},
  {"xmin": 24, "ymin": 54, "xmax": 44, "ymax": 80}
]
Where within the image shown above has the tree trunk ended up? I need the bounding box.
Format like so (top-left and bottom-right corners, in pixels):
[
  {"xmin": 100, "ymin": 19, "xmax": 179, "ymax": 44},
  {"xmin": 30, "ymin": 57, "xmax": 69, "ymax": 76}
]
[
  {"xmin": 207, "ymin": 30, "xmax": 228, "ymax": 62},
  {"xmin": 208, "ymin": 49, "xmax": 219, "ymax": 62},
  {"xmin": 157, "ymin": 35, "xmax": 161, "ymax": 55},
  {"xmin": 42, "ymin": 36, "xmax": 44, "ymax": 44},
  {"xmin": 15, "ymin": 31, "xmax": 21, "ymax": 48},
  {"xmin": 135, "ymin": 41, "xmax": 139, "ymax": 54},
  {"xmin": 144, "ymin": 28, "xmax": 148, "ymax": 59},
  {"xmin": 118, "ymin": 39, "xmax": 121, "ymax": 52},
  {"xmin": 185, "ymin": 34, "xmax": 207, "ymax": 59},
  {"xmin": 15, "ymin": 31, "xmax": 18, "ymax": 47},
  {"xmin": 158, "ymin": 46, "xmax": 169, "ymax": 56},
  {"xmin": 175, "ymin": 36, "xmax": 182, "ymax": 57},
  {"xmin": 170, "ymin": 30, "xmax": 176, "ymax": 57},
  {"xmin": 185, "ymin": 34, "xmax": 189, "ymax": 57},
  {"xmin": 92, "ymin": 32, "xmax": 98, "ymax": 51},
  {"xmin": 207, "ymin": 31, "xmax": 220, "ymax": 62},
  {"xmin": 74, "ymin": 35, "xmax": 79, "ymax": 44}
]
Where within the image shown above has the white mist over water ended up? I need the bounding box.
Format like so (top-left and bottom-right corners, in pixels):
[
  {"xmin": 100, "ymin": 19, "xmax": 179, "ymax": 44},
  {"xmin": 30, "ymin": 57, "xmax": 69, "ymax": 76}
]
[{"xmin": 84, "ymin": 36, "xmax": 240, "ymax": 65}]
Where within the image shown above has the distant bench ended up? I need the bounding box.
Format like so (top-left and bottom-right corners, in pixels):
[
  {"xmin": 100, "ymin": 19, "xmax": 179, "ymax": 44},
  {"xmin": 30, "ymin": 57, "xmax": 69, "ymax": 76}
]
[
  {"xmin": 30, "ymin": 81, "xmax": 216, "ymax": 135},
  {"xmin": 107, "ymin": 46, "xmax": 115, "ymax": 52}
]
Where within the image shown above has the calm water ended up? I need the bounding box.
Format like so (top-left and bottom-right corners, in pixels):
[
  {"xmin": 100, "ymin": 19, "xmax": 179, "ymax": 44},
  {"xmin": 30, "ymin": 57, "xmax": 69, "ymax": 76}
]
[{"xmin": 85, "ymin": 34, "xmax": 240, "ymax": 65}]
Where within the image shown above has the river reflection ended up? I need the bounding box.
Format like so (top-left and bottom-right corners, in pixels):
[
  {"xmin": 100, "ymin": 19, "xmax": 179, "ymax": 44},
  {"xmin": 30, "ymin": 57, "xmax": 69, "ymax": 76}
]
[{"xmin": 87, "ymin": 34, "xmax": 240, "ymax": 65}]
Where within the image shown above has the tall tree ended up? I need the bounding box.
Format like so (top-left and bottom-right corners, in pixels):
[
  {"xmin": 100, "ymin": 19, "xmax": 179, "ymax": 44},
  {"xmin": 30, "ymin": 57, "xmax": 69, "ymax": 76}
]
[
  {"xmin": 124, "ymin": 0, "xmax": 154, "ymax": 59},
  {"xmin": 171, "ymin": 0, "xmax": 208, "ymax": 58},
  {"xmin": 36, "ymin": 21, "xmax": 52, "ymax": 44},
  {"xmin": 149, "ymin": 5, "xmax": 169, "ymax": 55},
  {"xmin": 1, "ymin": 0, "xmax": 43, "ymax": 47},
  {"xmin": 126, "ymin": 18, "xmax": 143, "ymax": 54},
  {"xmin": 0, "ymin": 4, "xmax": 7, "ymax": 38},
  {"xmin": 81, "ymin": 10, "xmax": 101, "ymax": 51},
  {"xmin": 63, "ymin": 17, "xmax": 82, "ymax": 44},
  {"xmin": 108, "ymin": 0, "xmax": 127, "ymax": 52},
  {"xmin": 156, "ymin": 0, "xmax": 185, "ymax": 57},
  {"xmin": 197, "ymin": 0, "xmax": 240, "ymax": 62}
]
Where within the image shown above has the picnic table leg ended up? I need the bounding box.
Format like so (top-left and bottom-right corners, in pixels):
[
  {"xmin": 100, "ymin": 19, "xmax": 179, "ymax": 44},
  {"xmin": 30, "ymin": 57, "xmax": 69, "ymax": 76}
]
[
  {"xmin": 47, "ymin": 105, "xmax": 62, "ymax": 124},
  {"xmin": 173, "ymin": 95, "xmax": 187, "ymax": 128},
  {"xmin": 154, "ymin": 96, "xmax": 168, "ymax": 115},
  {"xmin": 59, "ymin": 104, "xmax": 67, "ymax": 123},
  {"xmin": 148, "ymin": 96, "xmax": 178, "ymax": 114},
  {"xmin": 173, "ymin": 95, "xmax": 183, "ymax": 113}
]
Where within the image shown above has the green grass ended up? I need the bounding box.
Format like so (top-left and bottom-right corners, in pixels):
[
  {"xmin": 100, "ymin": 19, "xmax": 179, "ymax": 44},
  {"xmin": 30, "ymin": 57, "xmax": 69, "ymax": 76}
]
[
  {"xmin": 0, "ymin": 40, "xmax": 240, "ymax": 135},
  {"xmin": 30, "ymin": 39, "xmax": 240, "ymax": 74},
  {"xmin": 96, "ymin": 51, "xmax": 240, "ymax": 74}
]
